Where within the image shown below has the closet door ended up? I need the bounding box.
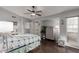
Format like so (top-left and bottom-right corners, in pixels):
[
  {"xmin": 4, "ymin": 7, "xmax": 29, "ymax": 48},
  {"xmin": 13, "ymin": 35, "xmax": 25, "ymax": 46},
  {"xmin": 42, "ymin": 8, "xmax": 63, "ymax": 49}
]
[{"xmin": 46, "ymin": 27, "xmax": 54, "ymax": 40}]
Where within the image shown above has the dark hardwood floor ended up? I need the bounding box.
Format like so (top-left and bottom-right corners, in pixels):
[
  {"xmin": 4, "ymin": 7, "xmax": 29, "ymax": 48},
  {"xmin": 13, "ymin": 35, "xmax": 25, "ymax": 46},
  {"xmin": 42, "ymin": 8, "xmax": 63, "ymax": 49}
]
[{"xmin": 29, "ymin": 39, "xmax": 79, "ymax": 53}]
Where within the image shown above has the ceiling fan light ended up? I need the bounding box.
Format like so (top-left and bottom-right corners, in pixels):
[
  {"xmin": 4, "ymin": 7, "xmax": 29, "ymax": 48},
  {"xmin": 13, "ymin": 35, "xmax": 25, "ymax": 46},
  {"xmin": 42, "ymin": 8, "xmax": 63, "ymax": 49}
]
[{"xmin": 31, "ymin": 13, "xmax": 36, "ymax": 16}]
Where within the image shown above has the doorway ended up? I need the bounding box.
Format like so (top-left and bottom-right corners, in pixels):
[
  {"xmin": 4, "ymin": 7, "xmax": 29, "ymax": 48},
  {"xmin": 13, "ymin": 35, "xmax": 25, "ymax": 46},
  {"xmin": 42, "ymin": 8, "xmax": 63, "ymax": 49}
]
[{"xmin": 66, "ymin": 17, "xmax": 79, "ymax": 48}]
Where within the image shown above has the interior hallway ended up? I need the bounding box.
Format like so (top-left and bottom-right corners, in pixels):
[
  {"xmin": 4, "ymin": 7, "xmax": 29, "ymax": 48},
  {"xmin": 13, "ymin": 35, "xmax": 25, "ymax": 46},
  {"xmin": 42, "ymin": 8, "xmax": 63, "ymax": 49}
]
[{"xmin": 29, "ymin": 39, "xmax": 79, "ymax": 53}]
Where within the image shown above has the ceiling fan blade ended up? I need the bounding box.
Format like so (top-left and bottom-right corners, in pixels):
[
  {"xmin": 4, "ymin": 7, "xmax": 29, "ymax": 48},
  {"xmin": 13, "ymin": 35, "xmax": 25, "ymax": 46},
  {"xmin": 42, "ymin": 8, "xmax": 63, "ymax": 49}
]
[
  {"xmin": 36, "ymin": 14, "xmax": 41, "ymax": 16},
  {"xmin": 24, "ymin": 13, "xmax": 31, "ymax": 14},
  {"xmin": 36, "ymin": 11, "xmax": 42, "ymax": 13},
  {"xmin": 27, "ymin": 9, "xmax": 32, "ymax": 12}
]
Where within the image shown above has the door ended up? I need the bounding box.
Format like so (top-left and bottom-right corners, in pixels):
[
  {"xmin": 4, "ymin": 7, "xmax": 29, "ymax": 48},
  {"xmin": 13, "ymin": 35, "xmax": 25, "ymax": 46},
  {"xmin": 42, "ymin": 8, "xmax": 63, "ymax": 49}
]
[{"xmin": 46, "ymin": 26, "xmax": 53, "ymax": 40}]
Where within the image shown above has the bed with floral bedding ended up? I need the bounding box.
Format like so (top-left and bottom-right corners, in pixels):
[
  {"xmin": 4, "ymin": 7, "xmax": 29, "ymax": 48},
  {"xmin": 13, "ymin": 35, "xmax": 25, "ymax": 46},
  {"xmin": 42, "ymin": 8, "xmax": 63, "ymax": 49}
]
[{"xmin": 0, "ymin": 34, "xmax": 41, "ymax": 53}]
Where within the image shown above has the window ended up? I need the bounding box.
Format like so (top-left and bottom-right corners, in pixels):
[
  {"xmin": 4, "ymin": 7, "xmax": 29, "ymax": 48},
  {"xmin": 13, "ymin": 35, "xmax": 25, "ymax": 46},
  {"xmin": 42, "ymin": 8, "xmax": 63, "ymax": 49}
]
[
  {"xmin": 0, "ymin": 21, "xmax": 13, "ymax": 32},
  {"xmin": 67, "ymin": 17, "xmax": 78, "ymax": 32}
]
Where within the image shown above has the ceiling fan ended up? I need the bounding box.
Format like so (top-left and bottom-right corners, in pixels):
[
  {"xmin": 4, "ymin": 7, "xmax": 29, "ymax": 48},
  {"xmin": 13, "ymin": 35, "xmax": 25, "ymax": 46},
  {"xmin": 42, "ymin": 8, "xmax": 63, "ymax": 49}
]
[{"xmin": 24, "ymin": 6, "xmax": 42, "ymax": 16}]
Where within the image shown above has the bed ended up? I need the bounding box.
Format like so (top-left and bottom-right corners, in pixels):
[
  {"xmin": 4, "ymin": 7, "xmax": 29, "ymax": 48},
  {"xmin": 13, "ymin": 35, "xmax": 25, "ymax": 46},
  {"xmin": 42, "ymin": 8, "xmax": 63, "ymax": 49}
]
[{"xmin": 0, "ymin": 34, "xmax": 41, "ymax": 53}]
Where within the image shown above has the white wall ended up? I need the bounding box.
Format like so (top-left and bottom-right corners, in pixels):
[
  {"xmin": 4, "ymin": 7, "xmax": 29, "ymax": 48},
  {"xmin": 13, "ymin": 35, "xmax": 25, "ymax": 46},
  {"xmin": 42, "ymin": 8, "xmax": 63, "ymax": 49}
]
[{"xmin": 42, "ymin": 18, "xmax": 59, "ymax": 27}]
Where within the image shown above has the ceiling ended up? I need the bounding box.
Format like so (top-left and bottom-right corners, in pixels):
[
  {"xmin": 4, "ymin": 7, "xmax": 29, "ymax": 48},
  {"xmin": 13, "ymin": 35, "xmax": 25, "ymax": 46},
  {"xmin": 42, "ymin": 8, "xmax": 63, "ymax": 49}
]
[{"xmin": 1, "ymin": 6, "xmax": 79, "ymax": 19}]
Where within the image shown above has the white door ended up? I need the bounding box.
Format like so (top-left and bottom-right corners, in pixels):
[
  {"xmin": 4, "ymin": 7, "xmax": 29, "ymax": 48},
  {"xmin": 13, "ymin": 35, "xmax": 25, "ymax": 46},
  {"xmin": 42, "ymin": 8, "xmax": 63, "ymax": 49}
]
[{"xmin": 46, "ymin": 27, "xmax": 53, "ymax": 40}]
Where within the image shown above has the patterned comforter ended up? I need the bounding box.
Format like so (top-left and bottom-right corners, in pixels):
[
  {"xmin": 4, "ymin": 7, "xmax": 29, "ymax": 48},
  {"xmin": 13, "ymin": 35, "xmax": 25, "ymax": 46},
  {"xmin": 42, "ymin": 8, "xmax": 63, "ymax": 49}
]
[{"xmin": 0, "ymin": 34, "xmax": 41, "ymax": 53}]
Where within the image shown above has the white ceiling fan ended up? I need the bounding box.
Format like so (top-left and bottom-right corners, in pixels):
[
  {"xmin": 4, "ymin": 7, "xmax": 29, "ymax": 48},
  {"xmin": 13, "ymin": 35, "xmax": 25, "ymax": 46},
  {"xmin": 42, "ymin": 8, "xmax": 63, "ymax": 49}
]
[{"xmin": 24, "ymin": 6, "xmax": 42, "ymax": 16}]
